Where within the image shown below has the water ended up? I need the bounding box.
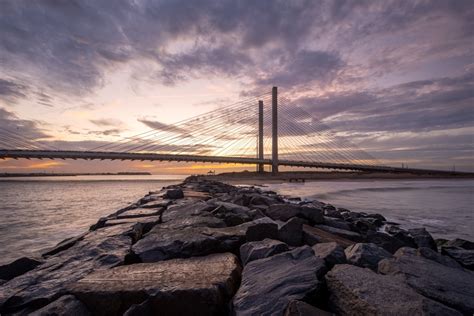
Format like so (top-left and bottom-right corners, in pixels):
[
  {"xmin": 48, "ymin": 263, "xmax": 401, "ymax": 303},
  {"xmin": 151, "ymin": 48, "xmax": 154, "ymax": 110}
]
[
  {"xmin": 263, "ymin": 179, "xmax": 474, "ymax": 242},
  {"xmin": 0, "ymin": 175, "xmax": 183, "ymax": 265},
  {"xmin": 0, "ymin": 177, "xmax": 472, "ymax": 265}
]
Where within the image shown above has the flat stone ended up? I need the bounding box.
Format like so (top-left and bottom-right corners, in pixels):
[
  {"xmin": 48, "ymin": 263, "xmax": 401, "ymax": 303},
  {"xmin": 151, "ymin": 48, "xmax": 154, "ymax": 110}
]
[
  {"xmin": 378, "ymin": 250, "xmax": 474, "ymax": 314},
  {"xmin": 285, "ymin": 300, "xmax": 334, "ymax": 316},
  {"xmin": 312, "ymin": 242, "xmax": 346, "ymax": 268},
  {"xmin": 133, "ymin": 219, "xmax": 267, "ymax": 262},
  {"xmin": 240, "ymin": 239, "xmax": 289, "ymax": 265},
  {"xmin": 70, "ymin": 253, "xmax": 241, "ymax": 316},
  {"xmin": 29, "ymin": 295, "xmax": 91, "ymax": 316},
  {"xmin": 266, "ymin": 204, "xmax": 324, "ymax": 224},
  {"xmin": 408, "ymin": 228, "xmax": 437, "ymax": 251},
  {"xmin": 0, "ymin": 257, "xmax": 43, "ymax": 281},
  {"xmin": 345, "ymin": 243, "xmax": 393, "ymax": 271},
  {"xmin": 233, "ymin": 246, "xmax": 326, "ymax": 315},
  {"xmin": 116, "ymin": 207, "xmax": 163, "ymax": 219},
  {"xmin": 365, "ymin": 231, "xmax": 406, "ymax": 253},
  {"xmin": 314, "ymin": 225, "xmax": 362, "ymax": 241},
  {"xmin": 396, "ymin": 247, "xmax": 462, "ymax": 269},
  {"xmin": 441, "ymin": 246, "xmax": 474, "ymax": 270},
  {"xmin": 0, "ymin": 223, "xmax": 136, "ymax": 313},
  {"xmin": 303, "ymin": 225, "xmax": 354, "ymax": 248},
  {"xmin": 326, "ymin": 264, "xmax": 461, "ymax": 316},
  {"xmin": 279, "ymin": 217, "xmax": 306, "ymax": 246}
]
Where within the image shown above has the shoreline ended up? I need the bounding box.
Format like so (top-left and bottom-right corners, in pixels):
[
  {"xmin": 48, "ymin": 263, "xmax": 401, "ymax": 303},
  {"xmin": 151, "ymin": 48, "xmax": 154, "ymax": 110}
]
[{"xmin": 0, "ymin": 176, "xmax": 472, "ymax": 315}]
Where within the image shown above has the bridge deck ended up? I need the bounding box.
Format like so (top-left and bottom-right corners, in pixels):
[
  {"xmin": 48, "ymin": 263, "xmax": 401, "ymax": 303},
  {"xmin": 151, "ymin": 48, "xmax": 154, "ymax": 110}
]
[{"xmin": 0, "ymin": 149, "xmax": 469, "ymax": 175}]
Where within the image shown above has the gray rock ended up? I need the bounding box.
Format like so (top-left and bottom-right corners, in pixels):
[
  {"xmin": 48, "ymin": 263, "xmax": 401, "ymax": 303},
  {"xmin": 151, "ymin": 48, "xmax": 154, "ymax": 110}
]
[
  {"xmin": 441, "ymin": 246, "xmax": 474, "ymax": 270},
  {"xmin": 345, "ymin": 243, "xmax": 392, "ymax": 271},
  {"xmin": 278, "ymin": 217, "xmax": 306, "ymax": 246},
  {"xmin": 312, "ymin": 242, "xmax": 346, "ymax": 268},
  {"xmin": 303, "ymin": 225, "xmax": 354, "ymax": 248},
  {"xmin": 326, "ymin": 264, "xmax": 461, "ymax": 316},
  {"xmin": 323, "ymin": 217, "xmax": 351, "ymax": 230},
  {"xmin": 396, "ymin": 247, "xmax": 462, "ymax": 269},
  {"xmin": 0, "ymin": 257, "xmax": 43, "ymax": 281},
  {"xmin": 164, "ymin": 188, "xmax": 184, "ymax": 199},
  {"xmin": 379, "ymin": 250, "xmax": 474, "ymax": 314},
  {"xmin": 284, "ymin": 300, "xmax": 334, "ymax": 316},
  {"xmin": 29, "ymin": 295, "xmax": 91, "ymax": 316},
  {"xmin": 365, "ymin": 231, "xmax": 406, "ymax": 253},
  {"xmin": 0, "ymin": 223, "xmax": 137, "ymax": 313},
  {"xmin": 314, "ymin": 225, "xmax": 362, "ymax": 241},
  {"xmin": 246, "ymin": 218, "xmax": 279, "ymax": 242},
  {"xmin": 233, "ymin": 246, "xmax": 326, "ymax": 316},
  {"xmin": 70, "ymin": 253, "xmax": 241, "ymax": 316},
  {"xmin": 408, "ymin": 228, "xmax": 437, "ymax": 251},
  {"xmin": 266, "ymin": 204, "xmax": 324, "ymax": 224},
  {"xmin": 240, "ymin": 239, "xmax": 289, "ymax": 265},
  {"xmin": 443, "ymin": 238, "xmax": 474, "ymax": 250}
]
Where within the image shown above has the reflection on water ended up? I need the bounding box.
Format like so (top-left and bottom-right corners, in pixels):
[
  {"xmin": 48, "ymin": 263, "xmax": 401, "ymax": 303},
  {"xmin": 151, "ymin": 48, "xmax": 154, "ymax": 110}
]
[
  {"xmin": 264, "ymin": 179, "xmax": 474, "ymax": 242},
  {"xmin": 0, "ymin": 175, "xmax": 184, "ymax": 264}
]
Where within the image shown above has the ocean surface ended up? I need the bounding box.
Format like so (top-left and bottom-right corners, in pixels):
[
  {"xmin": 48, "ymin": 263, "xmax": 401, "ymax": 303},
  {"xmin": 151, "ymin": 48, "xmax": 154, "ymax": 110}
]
[{"xmin": 0, "ymin": 176, "xmax": 472, "ymax": 265}]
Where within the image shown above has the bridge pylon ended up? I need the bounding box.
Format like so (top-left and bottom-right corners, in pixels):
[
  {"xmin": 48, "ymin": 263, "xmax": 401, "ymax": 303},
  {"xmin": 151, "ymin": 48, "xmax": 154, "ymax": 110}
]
[
  {"xmin": 257, "ymin": 100, "xmax": 264, "ymax": 173},
  {"xmin": 272, "ymin": 86, "xmax": 278, "ymax": 174}
]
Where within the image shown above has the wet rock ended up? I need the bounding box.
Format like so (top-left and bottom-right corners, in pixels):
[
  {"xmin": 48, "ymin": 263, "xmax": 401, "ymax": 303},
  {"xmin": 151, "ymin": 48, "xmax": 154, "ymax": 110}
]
[
  {"xmin": 443, "ymin": 238, "xmax": 474, "ymax": 250},
  {"xmin": 326, "ymin": 264, "xmax": 461, "ymax": 316},
  {"xmin": 322, "ymin": 217, "xmax": 351, "ymax": 231},
  {"xmin": 233, "ymin": 246, "xmax": 326, "ymax": 315},
  {"xmin": 70, "ymin": 253, "xmax": 241, "ymax": 316},
  {"xmin": 116, "ymin": 207, "xmax": 163, "ymax": 219},
  {"xmin": 365, "ymin": 231, "xmax": 406, "ymax": 253},
  {"xmin": 345, "ymin": 243, "xmax": 392, "ymax": 271},
  {"xmin": 441, "ymin": 246, "xmax": 474, "ymax": 270},
  {"xmin": 266, "ymin": 204, "xmax": 324, "ymax": 224},
  {"xmin": 314, "ymin": 225, "xmax": 362, "ymax": 241},
  {"xmin": 164, "ymin": 188, "xmax": 184, "ymax": 199},
  {"xmin": 0, "ymin": 257, "xmax": 43, "ymax": 281},
  {"xmin": 379, "ymin": 250, "xmax": 474, "ymax": 314},
  {"xmin": 209, "ymin": 202, "xmax": 256, "ymax": 226},
  {"xmin": 245, "ymin": 217, "xmax": 279, "ymax": 242},
  {"xmin": 133, "ymin": 218, "xmax": 270, "ymax": 262},
  {"xmin": 278, "ymin": 217, "xmax": 306, "ymax": 246},
  {"xmin": 303, "ymin": 225, "xmax": 354, "ymax": 248},
  {"xmin": 0, "ymin": 224, "xmax": 136, "ymax": 313},
  {"xmin": 312, "ymin": 242, "xmax": 346, "ymax": 268},
  {"xmin": 42, "ymin": 233, "xmax": 88, "ymax": 257},
  {"xmin": 284, "ymin": 300, "xmax": 334, "ymax": 316},
  {"xmin": 408, "ymin": 228, "xmax": 437, "ymax": 251},
  {"xmin": 29, "ymin": 295, "xmax": 91, "ymax": 316},
  {"xmin": 323, "ymin": 208, "xmax": 342, "ymax": 219},
  {"xmin": 240, "ymin": 239, "xmax": 289, "ymax": 265},
  {"xmin": 396, "ymin": 247, "xmax": 462, "ymax": 269}
]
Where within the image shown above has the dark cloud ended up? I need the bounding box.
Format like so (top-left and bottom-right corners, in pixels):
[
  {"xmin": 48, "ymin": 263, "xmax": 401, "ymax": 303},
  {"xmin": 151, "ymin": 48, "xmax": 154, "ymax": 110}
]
[{"xmin": 0, "ymin": 78, "xmax": 27, "ymax": 103}]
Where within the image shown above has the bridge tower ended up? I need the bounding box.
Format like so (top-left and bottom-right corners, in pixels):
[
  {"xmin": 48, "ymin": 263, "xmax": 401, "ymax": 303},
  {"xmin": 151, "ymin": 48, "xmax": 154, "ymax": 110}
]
[
  {"xmin": 272, "ymin": 86, "xmax": 278, "ymax": 174},
  {"xmin": 258, "ymin": 100, "xmax": 264, "ymax": 172}
]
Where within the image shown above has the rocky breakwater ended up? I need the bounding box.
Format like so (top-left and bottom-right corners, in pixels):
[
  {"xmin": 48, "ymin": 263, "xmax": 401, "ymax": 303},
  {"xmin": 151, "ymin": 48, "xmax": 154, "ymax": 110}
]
[{"xmin": 0, "ymin": 176, "xmax": 473, "ymax": 315}]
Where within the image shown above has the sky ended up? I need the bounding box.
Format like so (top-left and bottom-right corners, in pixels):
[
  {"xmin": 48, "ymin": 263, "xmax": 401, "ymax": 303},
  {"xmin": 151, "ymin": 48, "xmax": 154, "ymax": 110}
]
[{"xmin": 0, "ymin": 0, "xmax": 473, "ymax": 174}]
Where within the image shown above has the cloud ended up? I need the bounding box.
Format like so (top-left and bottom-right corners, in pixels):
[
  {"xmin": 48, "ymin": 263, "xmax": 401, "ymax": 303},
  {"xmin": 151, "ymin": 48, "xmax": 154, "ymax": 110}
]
[
  {"xmin": 0, "ymin": 78, "xmax": 27, "ymax": 103},
  {"xmin": 0, "ymin": 108, "xmax": 51, "ymax": 148},
  {"xmin": 138, "ymin": 118, "xmax": 190, "ymax": 135},
  {"xmin": 90, "ymin": 118, "xmax": 123, "ymax": 127}
]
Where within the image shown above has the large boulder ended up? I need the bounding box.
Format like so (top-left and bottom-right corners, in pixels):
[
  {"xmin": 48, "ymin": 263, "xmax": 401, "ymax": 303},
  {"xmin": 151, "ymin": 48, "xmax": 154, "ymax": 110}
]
[
  {"xmin": 303, "ymin": 225, "xmax": 354, "ymax": 248},
  {"xmin": 326, "ymin": 264, "xmax": 461, "ymax": 315},
  {"xmin": 314, "ymin": 225, "xmax": 362, "ymax": 241},
  {"xmin": 0, "ymin": 257, "xmax": 43, "ymax": 281},
  {"xmin": 284, "ymin": 300, "xmax": 334, "ymax": 316},
  {"xmin": 233, "ymin": 246, "xmax": 326, "ymax": 315},
  {"xmin": 278, "ymin": 217, "xmax": 306, "ymax": 246},
  {"xmin": 441, "ymin": 246, "xmax": 474, "ymax": 270},
  {"xmin": 365, "ymin": 231, "xmax": 406, "ymax": 253},
  {"xmin": 379, "ymin": 250, "xmax": 474, "ymax": 314},
  {"xmin": 164, "ymin": 188, "xmax": 184, "ymax": 199},
  {"xmin": 312, "ymin": 242, "xmax": 346, "ymax": 268},
  {"xmin": 245, "ymin": 218, "xmax": 279, "ymax": 242},
  {"xmin": 443, "ymin": 238, "xmax": 474, "ymax": 250},
  {"xmin": 29, "ymin": 295, "xmax": 91, "ymax": 316},
  {"xmin": 266, "ymin": 204, "xmax": 324, "ymax": 224},
  {"xmin": 240, "ymin": 239, "xmax": 289, "ymax": 265},
  {"xmin": 395, "ymin": 247, "xmax": 462, "ymax": 269},
  {"xmin": 408, "ymin": 228, "xmax": 437, "ymax": 251},
  {"xmin": 345, "ymin": 243, "xmax": 392, "ymax": 271},
  {"xmin": 70, "ymin": 253, "xmax": 241, "ymax": 316}
]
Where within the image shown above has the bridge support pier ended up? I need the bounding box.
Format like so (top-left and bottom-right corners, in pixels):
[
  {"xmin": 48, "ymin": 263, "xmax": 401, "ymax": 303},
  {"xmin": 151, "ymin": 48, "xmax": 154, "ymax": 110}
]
[
  {"xmin": 272, "ymin": 86, "xmax": 278, "ymax": 174},
  {"xmin": 258, "ymin": 100, "xmax": 264, "ymax": 173}
]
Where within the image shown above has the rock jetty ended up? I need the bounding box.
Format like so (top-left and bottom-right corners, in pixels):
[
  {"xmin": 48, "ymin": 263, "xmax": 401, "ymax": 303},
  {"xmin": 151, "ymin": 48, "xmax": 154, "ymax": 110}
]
[{"xmin": 0, "ymin": 176, "xmax": 473, "ymax": 315}]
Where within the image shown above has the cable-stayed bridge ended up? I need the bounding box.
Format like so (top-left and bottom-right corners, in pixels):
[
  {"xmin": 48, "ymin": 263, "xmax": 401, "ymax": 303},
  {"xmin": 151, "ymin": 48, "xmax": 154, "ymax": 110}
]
[{"xmin": 0, "ymin": 87, "xmax": 469, "ymax": 175}]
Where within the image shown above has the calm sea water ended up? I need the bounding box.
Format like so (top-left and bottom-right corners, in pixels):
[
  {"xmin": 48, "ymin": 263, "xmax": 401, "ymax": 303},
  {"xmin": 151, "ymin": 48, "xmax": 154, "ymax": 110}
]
[{"xmin": 0, "ymin": 176, "xmax": 472, "ymax": 265}]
